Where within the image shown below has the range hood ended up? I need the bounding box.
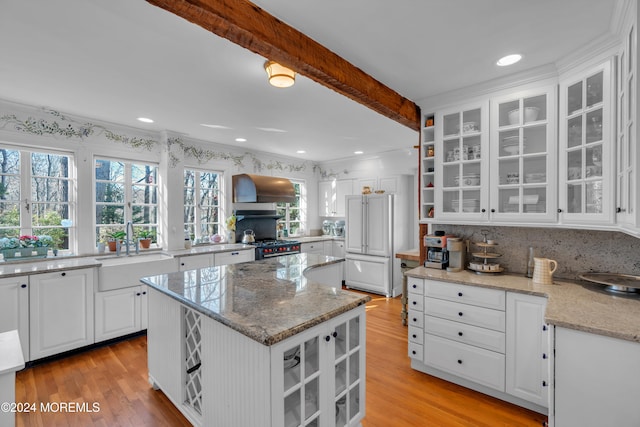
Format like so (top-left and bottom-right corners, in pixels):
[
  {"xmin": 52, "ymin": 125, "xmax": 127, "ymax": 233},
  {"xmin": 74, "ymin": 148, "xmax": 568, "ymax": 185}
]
[{"xmin": 232, "ymin": 174, "xmax": 296, "ymax": 203}]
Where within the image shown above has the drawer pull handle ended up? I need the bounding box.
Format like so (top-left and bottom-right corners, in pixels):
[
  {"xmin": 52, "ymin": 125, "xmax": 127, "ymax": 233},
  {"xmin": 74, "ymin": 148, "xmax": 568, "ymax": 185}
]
[
  {"xmin": 61, "ymin": 272, "xmax": 66, "ymax": 276},
  {"xmin": 412, "ymin": 334, "xmax": 417, "ymax": 339},
  {"xmin": 231, "ymin": 251, "xmax": 239, "ymax": 255},
  {"xmin": 542, "ymin": 353, "xmax": 547, "ymax": 359},
  {"xmin": 412, "ymin": 318, "xmax": 417, "ymax": 322},
  {"xmin": 412, "ymin": 301, "xmax": 417, "ymax": 305},
  {"xmin": 542, "ymin": 380, "xmax": 548, "ymax": 387},
  {"xmin": 412, "ymin": 350, "xmax": 416, "ymax": 355},
  {"xmin": 458, "ymin": 332, "xmax": 463, "ymax": 337},
  {"xmin": 457, "ymin": 359, "xmax": 462, "ymax": 364},
  {"xmin": 457, "ymin": 292, "xmax": 463, "ymax": 297},
  {"xmin": 21, "ymin": 284, "xmax": 27, "ymax": 288},
  {"xmin": 458, "ymin": 312, "xmax": 463, "ymax": 317}
]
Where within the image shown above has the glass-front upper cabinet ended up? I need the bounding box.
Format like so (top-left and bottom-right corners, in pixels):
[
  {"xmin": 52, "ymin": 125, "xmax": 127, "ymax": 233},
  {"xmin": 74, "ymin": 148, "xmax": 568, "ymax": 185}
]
[
  {"xmin": 434, "ymin": 101, "xmax": 489, "ymax": 221},
  {"xmin": 559, "ymin": 61, "xmax": 614, "ymax": 225},
  {"xmin": 489, "ymin": 86, "xmax": 557, "ymax": 223}
]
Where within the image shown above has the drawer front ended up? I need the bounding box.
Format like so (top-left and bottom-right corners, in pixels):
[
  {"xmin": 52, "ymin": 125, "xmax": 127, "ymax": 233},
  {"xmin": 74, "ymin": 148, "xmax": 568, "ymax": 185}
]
[
  {"xmin": 425, "ymin": 280, "xmax": 505, "ymax": 310},
  {"xmin": 407, "ymin": 277, "xmax": 424, "ymax": 295},
  {"xmin": 407, "ymin": 293, "xmax": 424, "ymax": 312},
  {"xmin": 408, "ymin": 342, "xmax": 423, "ymax": 361},
  {"xmin": 408, "ymin": 325, "xmax": 424, "ymax": 345},
  {"xmin": 425, "ymin": 334, "xmax": 505, "ymax": 392},
  {"xmin": 215, "ymin": 249, "xmax": 254, "ymax": 266},
  {"xmin": 407, "ymin": 309, "xmax": 424, "ymax": 328},
  {"xmin": 425, "ymin": 298, "xmax": 505, "ymax": 332},
  {"xmin": 425, "ymin": 315, "xmax": 505, "ymax": 353}
]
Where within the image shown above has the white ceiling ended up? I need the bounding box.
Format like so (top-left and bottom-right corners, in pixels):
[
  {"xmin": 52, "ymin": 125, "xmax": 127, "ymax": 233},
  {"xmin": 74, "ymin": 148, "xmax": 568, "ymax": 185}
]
[{"xmin": 0, "ymin": 0, "xmax": 620, "ymax": 162}]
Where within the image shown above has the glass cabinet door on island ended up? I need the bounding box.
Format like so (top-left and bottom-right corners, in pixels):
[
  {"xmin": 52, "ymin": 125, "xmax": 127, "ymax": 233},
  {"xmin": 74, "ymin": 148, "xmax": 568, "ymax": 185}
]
[
  {"xmin": 489, "ymin": 86, "xmax": 557, "ymax": 222},
  {"xmin": 435, "ymin": 101, "xmax": 489, "ymax": 220},
  {"xmin": 559, "ymin": 61, "xmax": 614, "ymax": 225}
]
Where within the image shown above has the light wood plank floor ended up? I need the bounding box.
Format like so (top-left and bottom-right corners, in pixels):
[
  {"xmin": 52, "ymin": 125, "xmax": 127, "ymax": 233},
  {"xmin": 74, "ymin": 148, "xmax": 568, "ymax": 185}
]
[{"xmin": 15, "ymin": 292, "xmax": 547, "ymax": 426}]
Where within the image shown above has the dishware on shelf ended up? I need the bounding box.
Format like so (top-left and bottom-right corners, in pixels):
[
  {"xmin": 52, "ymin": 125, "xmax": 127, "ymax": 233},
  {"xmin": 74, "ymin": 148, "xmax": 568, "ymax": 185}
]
[
  {"xmin": 506, "ymin": 173, "xmax": 519, "ymax": 184},
  {"xmin": 525, "ymin": 172, "xmax": 546, "ymax": 183},
  {"xmin": 457, "ymin": 121, "xmax": 478, "ymax": 133},
  {"xmin": 508, "ymin": 107, "xmax": 540, "ymax": 125},
  {"xmin": 283, "ymin": 347, "xmax": 300, "ymax": 369}
]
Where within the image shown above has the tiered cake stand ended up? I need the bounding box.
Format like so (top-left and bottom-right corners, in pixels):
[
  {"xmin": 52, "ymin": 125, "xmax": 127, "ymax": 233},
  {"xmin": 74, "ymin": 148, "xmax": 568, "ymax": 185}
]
[{"xmin": 469, "ymin": 242, "xmax": 503, "ymax": 274}]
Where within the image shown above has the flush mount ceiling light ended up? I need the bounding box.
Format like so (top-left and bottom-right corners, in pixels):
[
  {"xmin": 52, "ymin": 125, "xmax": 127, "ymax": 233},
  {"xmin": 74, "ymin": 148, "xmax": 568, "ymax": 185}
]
[
  {"xmin": 137, "ymin": 117, "xmax": 154, "ymax": 123},
  {"xmin": 496, "ymin": 54, "xmax": 522, "ymax": 67},
  {"xmin": 264, "ymin": 60, "xmax": 296, "ymax": 88}
]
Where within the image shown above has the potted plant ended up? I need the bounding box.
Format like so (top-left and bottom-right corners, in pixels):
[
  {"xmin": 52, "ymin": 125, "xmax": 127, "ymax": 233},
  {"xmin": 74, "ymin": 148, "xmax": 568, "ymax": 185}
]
[
  {"xmin": 137, "ymin": 229, "xmax": 155, "ymax": 249},
  {"xmin": 107, "ymin": 230, "xmax": 126, "ymax": 252}
]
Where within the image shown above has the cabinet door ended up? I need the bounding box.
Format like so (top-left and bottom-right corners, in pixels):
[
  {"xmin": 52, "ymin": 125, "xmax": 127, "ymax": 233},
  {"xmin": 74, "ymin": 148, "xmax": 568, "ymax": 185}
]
[
  {"xmin": 345, "ymin": 196, "xmax": 364, "ymax": 254},
  {"xmin": 301, "ymin": 242, "xmax": 324, "ymax": 254},
  {"xmin": 490, "ymin": 86, "xmax": 557, "ymax": 223},
  {"xmin": 0, "ymin": 276, "xmax": 29, "ymax": 360},
  {"xmin": 332, "ymin": 240, "xmax": 345, "ymax": 258},
  {"xmin": 335, "ymin": 180, "xmax": 354, "ymax": 217},
  {"xmin": 559, "ymin": 60, "xmax": 614, "ymax": 225},
  {"xmin": 364, "ymin": 195, "xmax": 390, "ymax": 256},
  {"xmin": 95, "ymin": 286, "xmax": 143, "ymax": 342},
  {"xmin": 505, "ymin": 293, "xmax": 549, "ymax": 408},
  {"xmin": 319, "ymin": 181, "xmax": 335, "ymax": 216},
  {"xmin": 435, "ymin": 101, "xmax": 490, "ymax": 221},
  {"xmin": 29, "ymin": 268, "xmax": 94, "ymax": 360},
  {"xmin": 616, "ymin": 19, "xmax": 638, "ymax": 228}
]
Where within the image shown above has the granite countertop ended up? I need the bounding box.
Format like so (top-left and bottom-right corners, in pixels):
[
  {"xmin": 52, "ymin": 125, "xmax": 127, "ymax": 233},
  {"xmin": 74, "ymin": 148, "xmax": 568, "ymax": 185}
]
[
  {"xmin": 141, "ymin": 253, "xmax": 370, "ymax": 346},
  {"xmin": 286, "ymin": 236, "xmax": 344, "ymax": 243},
  {"xmin": 406, "ymin": 267, "xmax": 640, "ymax": 343},
  {"xmin": 167, "ymin": 243, "xmax": 253, "ymax": 257}
]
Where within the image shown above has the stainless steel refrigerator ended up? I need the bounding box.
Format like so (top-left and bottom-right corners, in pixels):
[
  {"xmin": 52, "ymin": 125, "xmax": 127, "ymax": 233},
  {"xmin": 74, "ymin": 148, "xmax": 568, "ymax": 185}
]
[{"xmin": 344, "ymin": 193, "xmax": 402, "ymax": 297}]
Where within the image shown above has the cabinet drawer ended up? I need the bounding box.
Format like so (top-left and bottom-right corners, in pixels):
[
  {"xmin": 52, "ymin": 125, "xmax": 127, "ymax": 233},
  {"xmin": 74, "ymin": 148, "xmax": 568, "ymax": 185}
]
[
  {"xmin": 425, "ymin": 280, "xmax": 505, "ymax": 310},
  {"xmin": 425, "ymin": 315, "xmax": 505, "ymax": 353},
  {"xmin": 425, "ymin": 297, "xmax": 505, "ymax": 332},
  {"xmin": 408, "ymin": 325, "xmax": 424, "ymax": 345},
  {"xmin": 407, "ymin": 309, "xmax": 424, "ymax": 328},
  {"xmin": 407, "ymin": 294, "xmax": 424, "ymax": 312},
  {"xmin": 425, "ymin": 334, "xmax": 505, "ymax": 392},
  {"xmin": 178, "ymin": 253, "xmax": 214, "ymax": 270},
  {"xmin": 215, "ymin": 249, "xmax": 254, "ymax": 266},
  {"xmin": 407, "ymin": 277, "xmax": 424, "ymax": 295},
  {"xmin": 408, "ymin": 342, "xmax": 423, "ymax": 361}
]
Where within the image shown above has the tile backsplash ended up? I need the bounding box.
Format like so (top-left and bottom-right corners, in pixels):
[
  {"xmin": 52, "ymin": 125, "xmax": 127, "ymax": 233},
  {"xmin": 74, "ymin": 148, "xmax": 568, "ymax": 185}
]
[{"xmin": 433, "ymin": 225, "xmax": 640, "ymax": 279}]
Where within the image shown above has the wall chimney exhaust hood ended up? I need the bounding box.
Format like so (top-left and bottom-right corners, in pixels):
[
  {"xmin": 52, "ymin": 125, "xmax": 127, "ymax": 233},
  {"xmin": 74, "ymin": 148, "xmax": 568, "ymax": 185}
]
[{"xmin": 232, "ymin": 174, "xmax": 296, "ymax": 203}]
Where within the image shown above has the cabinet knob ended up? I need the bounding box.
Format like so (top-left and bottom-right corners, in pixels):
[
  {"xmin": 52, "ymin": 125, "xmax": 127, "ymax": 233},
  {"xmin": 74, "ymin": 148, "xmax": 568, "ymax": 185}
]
[
  {"xmin": 457, "ymin": 292, "xmax": 463, "ymax": 297},
  {"xmin": 325, "ymin": 335, "xmax": 331, "ymax": 342},
  {"xmin": 136, "ymin": 292, "xmax": 141, "ymax": 296},
  {"xmin": 332, "ymin": 331, "xmax": 338, "ymax": 338},
  {"xmin": 490, "ymin": 208, "xmax": 495, "ymax": 213},
  {"xmin": 458, "ymin": 312, "xmax": 463, "ymax": 317},
  {"xmin": 412, "ymin": 350, "xmax": 416, "ymax": 355},
  {"xmin": 143, "ymin": 291, "xmax": 147, "ymax": 295},
  {"xmin": 557, "ymin": 208, "xmax": 562, "ymax": 213},
  {"xmin": 412, "ymin": 301, "xmax": 417, "ymax": 305},
  {"xmin": 542, "ymin": 353, "xmax": 547, "ymax": 359},
  {"xmin": 542, "ymin": 325, "xmax": 547, "ymax": 331},
  {"xmin": 617, "ymin": 207, "xmax": 624, "ymax": 213},
  {"xmin": 457, "ymin": 359, "xmax": 463, "ymax": 364},
  {"xmin": 21, "ymin": 284, "xmax": 27, "ymax": 288},
  {"xmin": 61, "ymin": 272, "xmax": 66, "ymax": 276},
  {"xmin": 181, "ymin": 262, "xmax": 185, "ymax": 266},
  {"xmin": 412, "ymin": 334, "xmax": 417, "ymax": 339},
  {"xmin": 542, "ymin": 380, "xmax": 548, "ymax": 387},
  {"xmin": 481, "ymin": 208, "xmax": 486, "ymax": 213},
  {"xmin": 458, "ymin": 331, "xmax": 463, "ymax": 337},
  {"xmin": 412, "ymin": 318, "xmax": 417, "ymax": 322}
]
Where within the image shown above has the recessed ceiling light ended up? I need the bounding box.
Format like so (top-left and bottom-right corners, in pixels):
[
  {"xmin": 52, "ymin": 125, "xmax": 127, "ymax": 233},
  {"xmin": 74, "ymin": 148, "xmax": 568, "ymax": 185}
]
[
  {"xmin": 257, "ymin": 127, "xmax": 287, "ymax": 133},
  {"xmin": 296, "ymin": 150, "xmax": 306, "ymax": 154},
  {"xmin": 201, "ymin": 124, "xmax": 231, "ymax": 129},
  {"xmin": 137, "ymin": 117, "xmax": 154, "ymax": 123},
  {"xmin": 496, "ymin": 54, "xmax": 522, "ymax": 67},
  {"xmin": 354, "ymin": 151, "xmax": 363, "ymax": 155},
  {"xmin": 235, "ymin": 138, "xmax": 247, "ymax": 142}
]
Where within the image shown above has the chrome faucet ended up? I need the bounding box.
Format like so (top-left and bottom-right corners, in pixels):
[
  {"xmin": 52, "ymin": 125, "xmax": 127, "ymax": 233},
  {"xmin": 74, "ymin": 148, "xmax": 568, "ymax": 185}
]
[{"xmin": 125, "ymin": 221, "xmax": 139, "ymax": 256}]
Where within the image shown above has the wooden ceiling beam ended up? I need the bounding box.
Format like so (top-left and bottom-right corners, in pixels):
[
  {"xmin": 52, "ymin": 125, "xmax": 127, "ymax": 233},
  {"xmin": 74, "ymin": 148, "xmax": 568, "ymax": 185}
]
[{"xmin": 146, "ymin": 0, "xmax": 420, "ymax": 131}]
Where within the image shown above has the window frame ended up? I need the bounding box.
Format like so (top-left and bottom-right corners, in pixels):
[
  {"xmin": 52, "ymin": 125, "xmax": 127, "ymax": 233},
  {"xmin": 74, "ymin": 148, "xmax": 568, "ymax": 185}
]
[
  {"xmin": 183, "ymin": 167, "xmax": 224, "ymax": 240},
  {"xmin": 277, "ymin": 179, "xmax": 306, "ymax": 236}
]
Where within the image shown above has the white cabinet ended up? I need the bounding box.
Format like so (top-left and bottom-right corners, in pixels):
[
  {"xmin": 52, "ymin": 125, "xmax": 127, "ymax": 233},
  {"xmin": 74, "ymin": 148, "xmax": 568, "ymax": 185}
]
[
  {"xmin": 505, "ymin": 292, "xmax": 550, "ymax": 409},
  {"xmin": 435, "ymin": 101, "xmax": 490, "ymax": 221},
  {"xmin": 319, "ymin": 179, "xmax": 353, "ymax": 217},
  {"xmin": 490, "ymin": 86, "xmax": 557, "ymax": 222},
  {"xmin": 271, "ymin": 306, "xmax": 366, "ymax": 427},
  {"xmin": 214, "ymin": 248, "xmax": 254, "ymax": 265},
  {"xmin": 301, "ymin": 242, "xmax": 326, "ymax": 255},
  {"xmin": 407, "ymin": 277, "xmax": 425, "ymax": 361},
  {"xmin": 559, "ymin": 60, "xmax": 615, "ymax": 225},
  {"xmin": 95, "ymin": 285, "xmax": 148, "ymax": 342},
  {"xmin": 332, "ymin": 240, "xmax": 345, "ymax": 258},
  {"xmin": 148, "ymin": 287, "xmax": 366, "ymax": 427},
  {"xmin": 29, "ymin": 268, "xmax": 95, "ymax": 360},
  {"xmin": 0, "ymin": 276, "xmax": 29, "ymax": 360},
  {"xmin": 177, "ymin": 253, "xmax": 214, "ymax": 271},
  {"xmin": 554, "ymin": 326, "xmax": 640, "ymax": 427},
  {"xmin": 616, "ymin": 11, "xmax": 638, "ymax": 229},
  {"xmin": 420, "ymin": 115, "xmax": 436, "ymax": 220}
]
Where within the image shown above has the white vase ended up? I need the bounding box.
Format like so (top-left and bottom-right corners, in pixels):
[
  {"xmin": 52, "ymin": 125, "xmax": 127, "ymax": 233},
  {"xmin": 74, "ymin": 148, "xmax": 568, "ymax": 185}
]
[{"xmin": 227, "ymin": 231, "xmax": 235, "ymax": 243}]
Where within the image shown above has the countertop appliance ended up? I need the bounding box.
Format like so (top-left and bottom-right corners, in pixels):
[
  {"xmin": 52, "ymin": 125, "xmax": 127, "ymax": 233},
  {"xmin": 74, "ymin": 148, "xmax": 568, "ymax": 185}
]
[
  {"xmin": 234, "ymin": 209, "xmax": 300, "ymax": 260},
  {"xmin": 333, "ymin": 220, "xmax": 345, "ymax": 237},
  {"xmin": 344, "ymin": 193, "xmax": 407, "ymax": 297},
  {"xmin": 424, "ymin": 232, "xmax": 453, "ymax": 270}
]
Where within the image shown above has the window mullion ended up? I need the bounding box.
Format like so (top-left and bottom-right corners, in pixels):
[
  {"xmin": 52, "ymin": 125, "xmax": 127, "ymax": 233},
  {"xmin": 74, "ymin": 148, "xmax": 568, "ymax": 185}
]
[
  {"xmin": 125, "ymin": 161, "xmax": 133, "ymax": 224},
  {"xmin": 20, "ymin": 150, "xmax": 32, "ymax": 234}
]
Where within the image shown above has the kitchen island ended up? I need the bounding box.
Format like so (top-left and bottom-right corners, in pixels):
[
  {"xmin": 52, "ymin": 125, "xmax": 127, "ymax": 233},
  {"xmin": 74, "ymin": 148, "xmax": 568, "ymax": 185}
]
[{"xmin": 141, "ymin": 253, "xmax": 370, "ymax": 427}]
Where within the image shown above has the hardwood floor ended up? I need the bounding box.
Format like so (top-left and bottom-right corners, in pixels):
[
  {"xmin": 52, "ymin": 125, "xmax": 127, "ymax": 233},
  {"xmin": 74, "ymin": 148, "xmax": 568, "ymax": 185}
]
[{"xmin": 15, "ymin": 292, "xmax": 547, "ymax": 426}]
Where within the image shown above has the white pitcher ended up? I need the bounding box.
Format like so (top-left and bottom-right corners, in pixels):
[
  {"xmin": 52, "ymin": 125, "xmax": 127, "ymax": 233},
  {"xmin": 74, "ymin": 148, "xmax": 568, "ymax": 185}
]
[{"xmin": 532, "ymin": 257, "xmax": 558, "ymax": 285}]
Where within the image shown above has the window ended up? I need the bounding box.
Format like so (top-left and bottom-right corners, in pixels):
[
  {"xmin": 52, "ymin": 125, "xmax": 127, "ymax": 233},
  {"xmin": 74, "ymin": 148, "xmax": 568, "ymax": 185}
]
[
  {"xmin": 0, "ymin": 146, "xmax": 75, "ymax": 250},
  {"xmin": 95, "ymin": 158, "xmax": 158, "ymax": 244},
  {"xmin": 277, "ymin": 180, "xmax": 306, "ymax": 236},
  {"xmin": 184, "ymin": 168, "xmax": 222, "ymax": 239}
]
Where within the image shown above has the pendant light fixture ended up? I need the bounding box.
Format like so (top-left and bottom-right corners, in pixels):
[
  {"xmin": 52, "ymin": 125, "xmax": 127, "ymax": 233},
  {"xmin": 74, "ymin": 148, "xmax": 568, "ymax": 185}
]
[{"xmin": 264, "ymin": 60, "xmax": 296, "ymax": 88}]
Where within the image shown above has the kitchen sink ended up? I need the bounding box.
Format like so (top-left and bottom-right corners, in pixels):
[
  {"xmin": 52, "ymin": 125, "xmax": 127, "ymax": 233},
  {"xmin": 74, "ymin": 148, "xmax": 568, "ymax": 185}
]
[{"xmin": 97, "ymin": 252, "xmax": 177, "ymax": 291}]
